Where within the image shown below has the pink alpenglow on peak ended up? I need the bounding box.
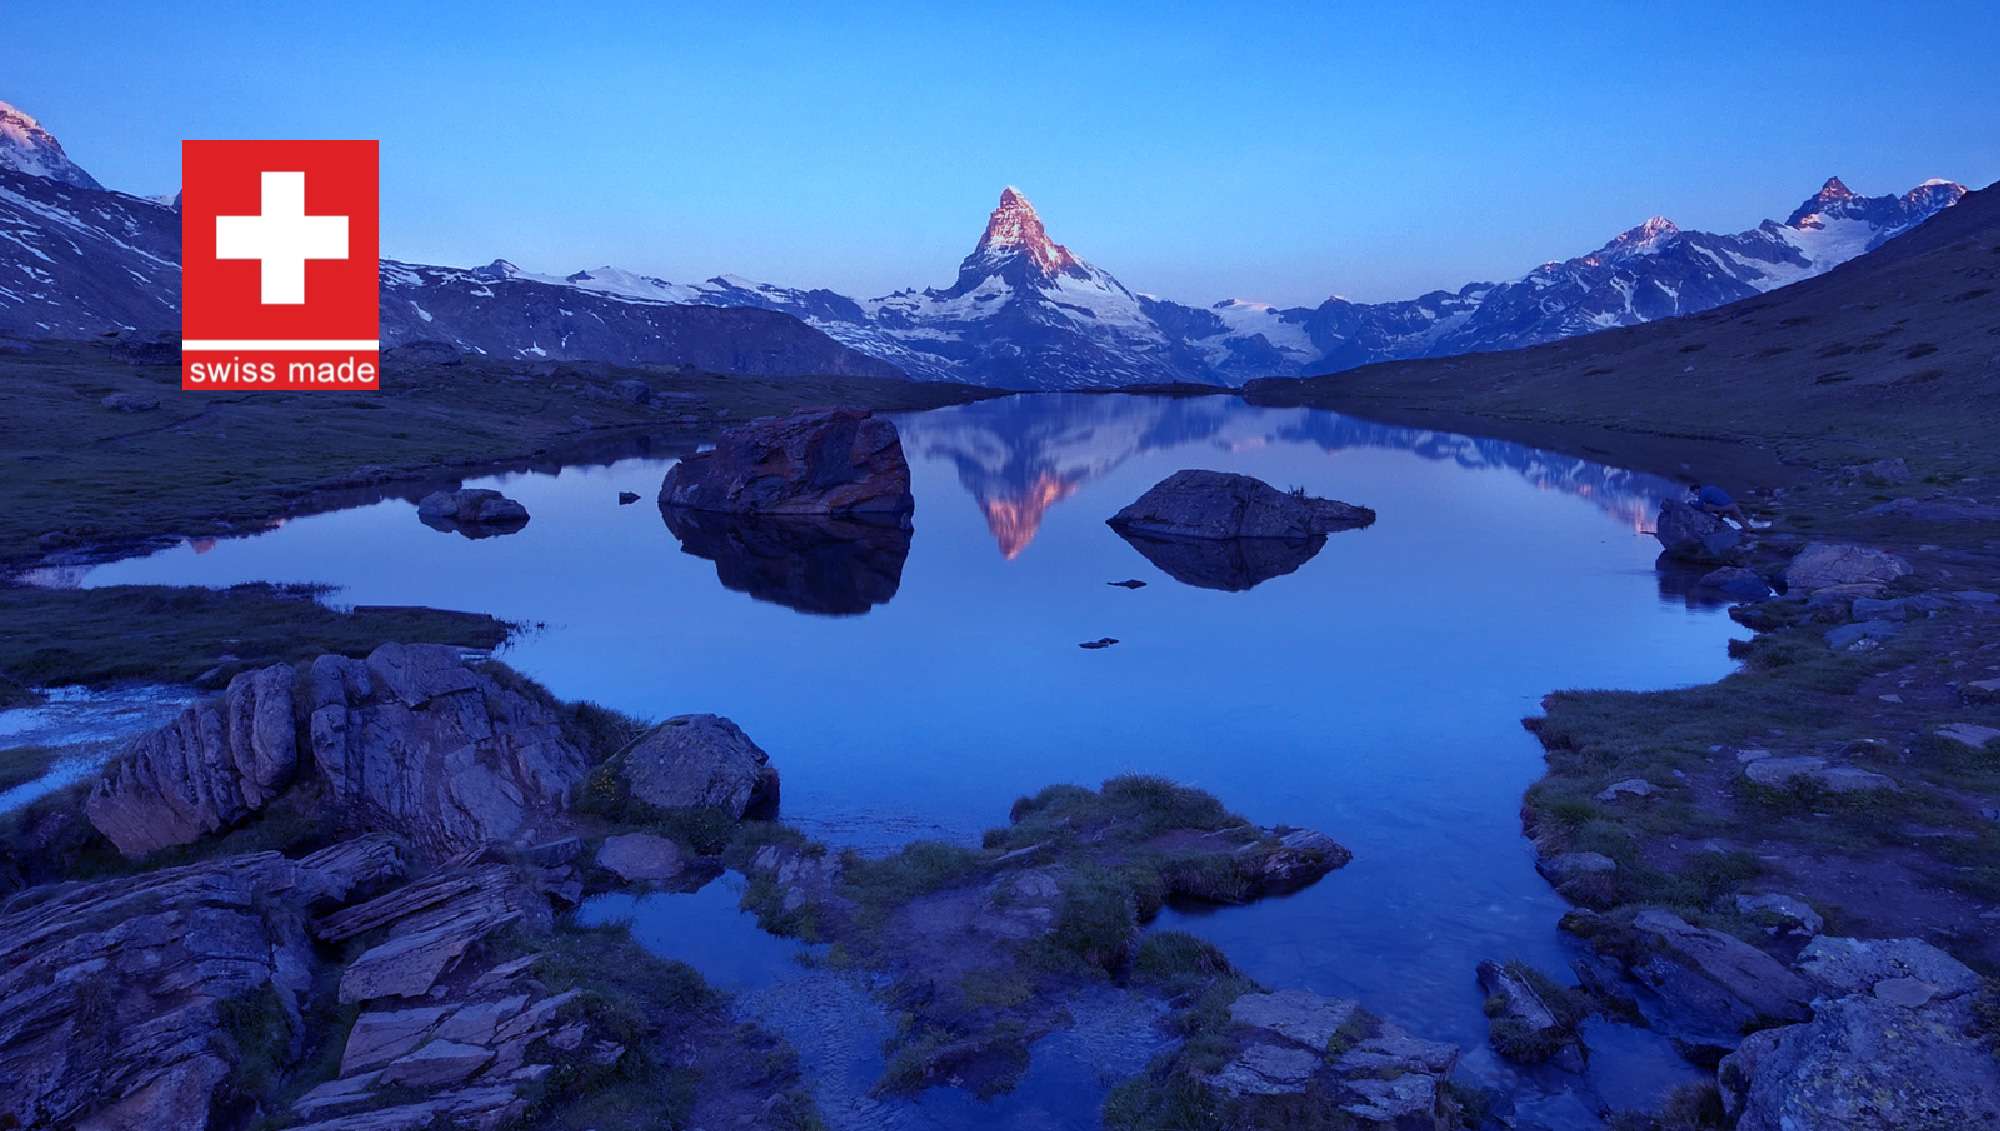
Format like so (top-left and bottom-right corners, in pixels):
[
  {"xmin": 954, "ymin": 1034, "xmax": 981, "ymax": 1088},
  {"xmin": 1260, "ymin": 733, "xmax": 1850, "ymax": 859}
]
[{"xmin": 973, "ymin": 186, "xmax": 1081, "ymax": 277}]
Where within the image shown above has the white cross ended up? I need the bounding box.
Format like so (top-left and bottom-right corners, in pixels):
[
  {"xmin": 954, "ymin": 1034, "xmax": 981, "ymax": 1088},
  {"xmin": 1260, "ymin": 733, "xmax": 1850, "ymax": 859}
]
[{"xmin": 213, "ymin": 170, "xmax": 349, "ymax": 305}]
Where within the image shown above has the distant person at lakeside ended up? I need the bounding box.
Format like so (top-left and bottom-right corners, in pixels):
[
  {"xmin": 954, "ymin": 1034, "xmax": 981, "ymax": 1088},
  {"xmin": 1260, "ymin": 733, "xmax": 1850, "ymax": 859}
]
[{"xmin": 1689, "ymin": 482, "xmax": 1752, "ymax": 529}]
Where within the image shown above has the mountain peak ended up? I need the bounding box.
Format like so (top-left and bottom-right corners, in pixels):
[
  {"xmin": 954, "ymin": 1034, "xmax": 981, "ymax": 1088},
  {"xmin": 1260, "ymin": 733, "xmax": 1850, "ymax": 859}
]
[
  {"xmin": 1816, "ymin": 175, "xmax": 1854, "ymax": 199},
  {"xmin": 0, "ymin": 100, "xmax": 102, "ymax": 190},
  {"xmin": 972, "ymin": 185, "xmax": 1079, "ymax": 278}
]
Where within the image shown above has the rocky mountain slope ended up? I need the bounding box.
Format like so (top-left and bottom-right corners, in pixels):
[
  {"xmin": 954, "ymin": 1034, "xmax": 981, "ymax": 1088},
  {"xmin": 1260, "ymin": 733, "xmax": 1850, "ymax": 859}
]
[
  {"xmin": 0, "ymin": 97, "xmax": 1966, "ymax": 389},
  {"xmin": 1245, "ymin": 180, "xmax": 2000, "ymax": 484},
  {"xmin": 512, "ymin": 178, "xmax": 1964, "ymax": 389},
  {"xmin": 0, "ymin": 102, "xmax": 901, "ymax": 379}
]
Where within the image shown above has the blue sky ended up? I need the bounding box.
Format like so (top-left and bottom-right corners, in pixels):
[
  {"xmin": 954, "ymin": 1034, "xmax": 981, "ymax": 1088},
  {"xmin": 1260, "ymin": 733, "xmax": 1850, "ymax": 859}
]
[{"xmin": 13, "ymin": 3, "xmax": 1997, "ymax": 306}]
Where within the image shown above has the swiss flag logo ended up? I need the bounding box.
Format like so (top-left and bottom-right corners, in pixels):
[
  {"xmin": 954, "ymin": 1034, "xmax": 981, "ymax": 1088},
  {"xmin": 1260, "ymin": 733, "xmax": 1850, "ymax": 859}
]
[{"xmin": 181, "ymin": 139, "xmax": 380, "ymax": 390}]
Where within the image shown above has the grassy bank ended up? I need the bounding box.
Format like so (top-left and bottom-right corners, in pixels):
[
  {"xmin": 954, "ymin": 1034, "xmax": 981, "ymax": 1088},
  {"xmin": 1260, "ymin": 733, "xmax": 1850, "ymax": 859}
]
[
  {"xmin": 4, "ymin": 338, "xmax": 998, "ymax": 571},
  {"xmin": 0, "ymin": 582, "xmax": 510, "ymax": 705},
  {"xmin": 1240, "ymin": 186, "xmax": 2000, "ymax": 976}
]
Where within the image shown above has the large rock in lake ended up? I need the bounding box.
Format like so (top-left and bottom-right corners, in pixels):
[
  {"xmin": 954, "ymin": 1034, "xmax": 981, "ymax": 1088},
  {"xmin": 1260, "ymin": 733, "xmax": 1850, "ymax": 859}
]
[
  {"xmin": 658, "ymin": 408, "xmax": 914, "ymax": 521},
  {"xmin": 617, "ymin": 714, "xmax": 780, "ymax": 819},
  {"xmin": 417, "ymin": 488, "xmax": 530, "ymax": 538},
  {"xmin": 1107, "ymin": 469, "xmax": 1374, "ymax": 541},
  {"xmin": 0, "ymin": 836, "xmax": 406, "ymax": 1131},
  {"xmin": 1653, "ymin": 497, "xmax": 1741, "ymax": 563}
]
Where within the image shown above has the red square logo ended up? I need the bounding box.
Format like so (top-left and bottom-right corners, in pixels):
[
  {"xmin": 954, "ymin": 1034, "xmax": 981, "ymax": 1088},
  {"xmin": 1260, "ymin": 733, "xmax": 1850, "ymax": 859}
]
[{"xmin": 181, "ymin": 139, "xmax": 380, "ymax": 390}]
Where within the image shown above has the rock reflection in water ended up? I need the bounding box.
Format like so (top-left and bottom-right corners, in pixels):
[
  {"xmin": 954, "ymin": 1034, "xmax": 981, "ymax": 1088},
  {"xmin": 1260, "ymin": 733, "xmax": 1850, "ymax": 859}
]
[
  {"xmin": 1113, "ymin": 529, "xmax": 1330, "ymax": 591},
  {"xmin": 661, "ymin": 507, "xmax": 912, "ymax": 616}
]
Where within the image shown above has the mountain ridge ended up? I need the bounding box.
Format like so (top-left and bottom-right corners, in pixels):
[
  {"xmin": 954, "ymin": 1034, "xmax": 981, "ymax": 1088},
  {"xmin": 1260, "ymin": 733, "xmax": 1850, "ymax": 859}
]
[{"xmin": 0, "ymin": 98, "xmax": 1968, "ymax": 390}]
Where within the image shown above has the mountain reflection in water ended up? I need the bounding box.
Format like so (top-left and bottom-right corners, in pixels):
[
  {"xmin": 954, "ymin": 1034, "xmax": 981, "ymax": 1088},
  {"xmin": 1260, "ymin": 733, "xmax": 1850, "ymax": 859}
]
[
  {"xmin": 660, "ymin": 507, "xmax": 912, "ymax": 616},
  {"xmin": 896, "ymin": 394, "xmax": 1668, "ymax": 560}
]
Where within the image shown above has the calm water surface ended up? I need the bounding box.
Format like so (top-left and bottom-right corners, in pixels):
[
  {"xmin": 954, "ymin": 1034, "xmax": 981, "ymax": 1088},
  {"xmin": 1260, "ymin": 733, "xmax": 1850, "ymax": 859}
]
[{"xmin": 76, "ymin": 394, "xmax": 1742, "ymax": 1127}]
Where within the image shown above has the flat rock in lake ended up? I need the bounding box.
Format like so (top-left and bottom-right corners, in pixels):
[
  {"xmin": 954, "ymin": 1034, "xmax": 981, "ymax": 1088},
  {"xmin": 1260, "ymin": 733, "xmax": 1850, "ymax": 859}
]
[{"xmin": 1107, "ymin": 469, "xmax": 1374, "ymax": 541}]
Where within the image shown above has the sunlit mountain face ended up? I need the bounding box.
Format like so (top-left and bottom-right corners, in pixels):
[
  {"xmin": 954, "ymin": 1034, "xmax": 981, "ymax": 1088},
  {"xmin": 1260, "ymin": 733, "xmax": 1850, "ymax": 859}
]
[{"xmin": 896, "ymin": 395, "xmax": 1674, "ymax": 559}]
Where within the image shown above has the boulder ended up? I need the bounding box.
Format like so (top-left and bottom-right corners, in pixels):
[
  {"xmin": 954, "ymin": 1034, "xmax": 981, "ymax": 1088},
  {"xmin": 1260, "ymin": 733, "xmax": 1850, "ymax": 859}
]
[
  {"xmin": 1699, "ymin": 565, "xmax": 1769, "ymax": 598},
  {"xmin": 1626, "ymin": 910, "xmax": 1811, "ymax": 1041},
  {"xmin": 611, "ymin": 378, "xmax": 652, "ymax": 405},
  {"xmin": 1793, "ymin": 936, "xmax": 1984, "ymax": 1001},
  {"xmin": 1654, "ymin": 498, "xmax": 1741, "ymax": 563},
  {"xmin": 1936, "ymin": 722, "xmax": 2000, "ymax": 750},
  {"xmin": 657, "ymin": 408, "xmax": 914, "ymax": 521},
  {"xmin": 1742, "ymin": 756, "xmax": 1896, "ymax": 793},
  {"xmin": 1784, "ymin": 542, "xmax": 1911, "ymax": 592},
  {"xmin": 85, "ymin": 663, "xmax": 301, "ymax": 856},
  {"xmin": 1719, "ymin": 937, "xmax": 1998, "ymax": 1131},
  {"xmin": 416, "ymin": 489, "xmax": 530, "ymax": 539},
  {"xmin": 100, "ymin": 391, "xmax": 161, "ymax": 412},
  {"xmin": 1825, "ymin": 619, "xmax": 1901, "ymax": 650},
  {"xmin": 0, "ymin": 837, "xmax": 406, "ymax": 1131},
  {"xmin": 1844, "ymin": 458, "xmax": 1912, "ymax": 486},
  {"xmin": 617, "ymin": 714, "xmax": 779, "ymax": 819},
  {"xmin": 416, "ymin": 488, "xmax": 529, "ymax": 526},
  {"xmin": 1229, "ymin": 989, "xmax": 1360, "ymax": 1051},
  {"xmin": 595, "ymin": 832, "xmax": 686, "ymax": 883},
  {"xmin": 1106, "ymin": 469, "xmax": 1374, "ymax": 541},
  {"xmin": 1595, "ymin": 778, "xmax": 1659, "ymax": 802},
  {"xmin": 306, "ymin": 644, "xmax": 590, "ymax": 855},
  {"xmin": 1475, "ymin": 960, "xmax": 1586, "ymax": 1071},
  {"xmin": 1734, "ymin": 893, "xmax": 1824, "ymax": 939},
  {"xmin": 617, "ymin": 490, "xmax": 640, "ymax": 505}
]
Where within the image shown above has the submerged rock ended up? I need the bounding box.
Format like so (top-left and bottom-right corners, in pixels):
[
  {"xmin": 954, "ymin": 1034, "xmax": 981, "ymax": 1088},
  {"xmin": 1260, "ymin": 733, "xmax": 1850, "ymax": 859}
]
[
  {"xmin": 618, "ymin": 714, "xmax": 779, "ymax": 820},
  {"xmin": 661, "ymin": 506, "xmax": 910, "ymax": 616},
  {"xmin": 658, "ymin": 407, "xmax": 914, "ymax": 521},
  {"xmin": 1107, "ymin": 469, "xmax": 1374, "ymax": 541},
  {"xmin": 1784, "ymin": 542, "xmax": 1911, "ymax": 592},
  {"xmin": 1654, "ymin": 497, "xmax": 1741, "ymax": 563}
]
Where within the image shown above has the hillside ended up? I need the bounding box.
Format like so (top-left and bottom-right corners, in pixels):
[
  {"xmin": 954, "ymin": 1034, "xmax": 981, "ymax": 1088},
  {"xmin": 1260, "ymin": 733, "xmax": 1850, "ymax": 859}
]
[{"xmin": 1245, "ymin": 182, "xmax": 2000, "ymax": 490}]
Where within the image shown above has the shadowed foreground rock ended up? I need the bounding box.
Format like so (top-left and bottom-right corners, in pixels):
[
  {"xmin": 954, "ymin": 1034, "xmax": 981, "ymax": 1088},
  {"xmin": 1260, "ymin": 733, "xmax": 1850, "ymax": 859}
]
[
  {"xmin": 658, "ymin": 407, "xmax": 915, "ymax": 521},
  {"xmin": 1107, "ymin": 469, "xmax": 1374, "ymax": 541},
  {"xmin": 86, "ymin": 644, "xmax": 589, "ymax": 858},
  {"xmin": 0, "ymin": 836, "xmax": 407, "ymax": 1131},
  {"xmin": 617, "ymin": 713, "xmax": 780, "ymax": 820},
  {"xmin": 1719, "ymin": 936, "xmax": 2000, "ymax": 1130},
  {"xmin": 661, "ymin": 505, "xmax": 910, "ymax": 615}
]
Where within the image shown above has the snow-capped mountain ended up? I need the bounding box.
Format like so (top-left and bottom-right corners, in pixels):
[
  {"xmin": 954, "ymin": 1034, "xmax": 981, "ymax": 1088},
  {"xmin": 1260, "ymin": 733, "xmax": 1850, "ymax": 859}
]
[
  {"xmin": 514, "ymin": 178, "xmax": 1967, "ymax": 388},
  {"xmin": 0, "ymin": 102, "xmax": 901, "ymax": 379},
  {"xmin": 0, "ymin": 98, "xmax": 1967, "ymax": 388},
  {"xmin": 0, "ymin": 102, "xmax": 101, "ymax": 190}
]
